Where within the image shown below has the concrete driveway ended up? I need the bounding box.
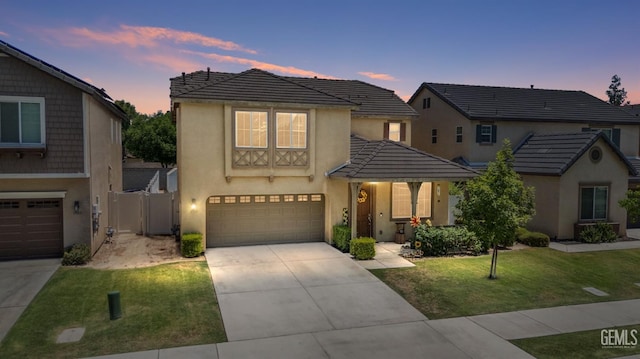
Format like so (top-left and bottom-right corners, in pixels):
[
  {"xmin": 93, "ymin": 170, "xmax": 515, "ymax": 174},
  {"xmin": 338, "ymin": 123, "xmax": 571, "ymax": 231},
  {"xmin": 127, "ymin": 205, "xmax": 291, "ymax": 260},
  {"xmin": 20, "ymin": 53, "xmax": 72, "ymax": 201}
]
[
  {"xmin": 0, "ymin": 258, "xmax": 59, "ymax": 342},
  {"xmin": 205, "ymin": 242, "xmax": 533, "ymax": 358}
]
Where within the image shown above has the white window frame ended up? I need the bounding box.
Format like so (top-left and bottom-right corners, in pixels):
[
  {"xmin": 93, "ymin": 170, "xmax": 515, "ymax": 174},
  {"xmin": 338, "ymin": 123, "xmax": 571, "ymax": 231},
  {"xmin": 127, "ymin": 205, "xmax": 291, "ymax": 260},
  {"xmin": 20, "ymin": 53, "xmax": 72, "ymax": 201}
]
[
  {"xmin": 480, "ymin": 125, "xmax": 492, "ymax": 143},
  {"xmin": 0, "ymin": 96, "xmax": 46, "ymax": 147},
  {"xmin": 276, "ymin": 112, "xmax": 308, "ymax": 149},
  {"xmin": 391, "ymin": 182, "xmax": 432, "ymax": 219},
  {"xmin": 234, "ymin": 110, "xmax": 268, "ymax": 148},
  {"xmin": 388, "ymin": 122, "xmax": 401, "ymax": 142},
  {"xmin": 580, "ymin": 185, "xmax": 608, "ymax": 221}
]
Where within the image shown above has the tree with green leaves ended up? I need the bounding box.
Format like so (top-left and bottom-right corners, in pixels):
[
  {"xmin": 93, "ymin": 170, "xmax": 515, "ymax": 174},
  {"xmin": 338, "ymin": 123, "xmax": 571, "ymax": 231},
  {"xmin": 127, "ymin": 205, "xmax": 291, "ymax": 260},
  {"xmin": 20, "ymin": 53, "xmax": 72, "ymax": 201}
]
[
  {"xmin": 619, "ymin": 189, "xmax": 640, "ymax": 223},
  {"xmin": 124, "ymin": 111, "xmax": 176, "ymax": 167},
  {"xmin": 454, "ymin": 139, "xmax": 535, "ymax": 279},
  {"xmin": 114, "ymin": 99, "xmax": 141, "ymax": 132},
  {"xmin": 606, "ymin": 74, "xmax": 629, "ymax": 106}
]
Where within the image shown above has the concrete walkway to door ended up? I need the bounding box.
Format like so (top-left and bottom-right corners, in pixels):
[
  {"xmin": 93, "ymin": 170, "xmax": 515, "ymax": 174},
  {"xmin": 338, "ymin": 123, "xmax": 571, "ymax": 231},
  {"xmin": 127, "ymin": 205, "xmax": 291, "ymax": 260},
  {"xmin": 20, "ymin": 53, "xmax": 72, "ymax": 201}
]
[{"xmin": 202, "ymin": 242, "xmax": 533, "ymax": 358}]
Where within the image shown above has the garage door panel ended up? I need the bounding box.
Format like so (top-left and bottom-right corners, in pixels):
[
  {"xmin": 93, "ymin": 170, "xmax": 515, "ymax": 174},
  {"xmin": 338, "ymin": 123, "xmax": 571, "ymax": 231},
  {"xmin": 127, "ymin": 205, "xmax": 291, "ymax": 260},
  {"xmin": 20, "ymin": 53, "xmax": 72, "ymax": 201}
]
[
  {"xmin": 0, "ymin": 199, "xmax": 63, "ymax": 260},
  {"xmin": 207, "ymin": 194, "xmax": 324, "ymax": 247}
]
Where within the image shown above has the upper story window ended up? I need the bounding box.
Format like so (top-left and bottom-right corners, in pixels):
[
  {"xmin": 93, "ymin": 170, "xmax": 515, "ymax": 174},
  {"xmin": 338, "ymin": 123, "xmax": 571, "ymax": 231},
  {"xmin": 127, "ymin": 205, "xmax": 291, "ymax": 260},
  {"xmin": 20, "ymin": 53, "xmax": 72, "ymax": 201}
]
[
  {"xmin": 0, "ymin": 96, "xmax": 45, "ymax": 147},
  {"xmin": 431, "ymin": 129, "xmax": 438, "ymax": 144},
  {"xmin": 384, "ymin": 122, "xmax": 406, "ymax": 142},
  {"xmin": 582, "ymin": 127, "xmax": 620, "ymax": 147},
  {"xmin": 456, "ymin": 126, "xmax": 463, "ymax": 143},
  {"xmin": 423, "ymin": 97, "xmax": 431, "ymax": 109},
  {"xmin": 235, "ymin": 111, "xmax": 268, "ymax": 148},
  {"xmin": 475, "ymin": 124, "xmax": 497, "ymax": 144},
  {"xmin": 276, "ymin": 112, "xmax": 307, "ymax": 148}
]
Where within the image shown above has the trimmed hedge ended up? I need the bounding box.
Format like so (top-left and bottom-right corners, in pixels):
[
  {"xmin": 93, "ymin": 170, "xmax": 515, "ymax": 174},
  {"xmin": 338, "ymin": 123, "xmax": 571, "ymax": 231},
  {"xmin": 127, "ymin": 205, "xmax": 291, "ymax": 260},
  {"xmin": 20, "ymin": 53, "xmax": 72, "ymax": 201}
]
[
  {"xmin": 333, "ymin": 225, "xmax": 351, "ymax": 253},
  {"xmin": 579, "ymin": 222, "xmax": 617, "ymax": 243},
  {"xmin": 350, "ymin": 237, "xmax": 376, "ymax": 260},
  {"xmin": 516, "ymin": 228, "xmax": 550, "ymax": 247},
  {"xmin": 62, "ymin": 243, "xmax": 91, "ymax": 266},
  {"xmin": 415, "ymin": 225, "xmax": 484, "ymax": 257},
  {"xmin": 181, "ymin": 232, "xmax": 204, "ymax": 258}
]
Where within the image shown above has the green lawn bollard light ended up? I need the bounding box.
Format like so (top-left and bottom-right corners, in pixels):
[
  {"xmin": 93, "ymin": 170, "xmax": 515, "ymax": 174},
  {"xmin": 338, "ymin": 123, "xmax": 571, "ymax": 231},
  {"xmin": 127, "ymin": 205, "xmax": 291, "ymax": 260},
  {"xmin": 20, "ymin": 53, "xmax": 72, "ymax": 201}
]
[{"xmin": 108, "ymin": 291, "xmax": 122, "ymax": 320}]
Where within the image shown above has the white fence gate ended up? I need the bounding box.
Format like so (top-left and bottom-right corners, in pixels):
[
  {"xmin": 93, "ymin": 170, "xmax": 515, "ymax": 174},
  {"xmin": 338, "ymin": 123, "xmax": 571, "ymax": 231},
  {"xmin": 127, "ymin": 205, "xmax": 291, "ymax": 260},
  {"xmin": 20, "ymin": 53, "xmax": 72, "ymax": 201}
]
[{"xmin": 109, "ymin": 191, "xmax": 179, "ymax": 235}]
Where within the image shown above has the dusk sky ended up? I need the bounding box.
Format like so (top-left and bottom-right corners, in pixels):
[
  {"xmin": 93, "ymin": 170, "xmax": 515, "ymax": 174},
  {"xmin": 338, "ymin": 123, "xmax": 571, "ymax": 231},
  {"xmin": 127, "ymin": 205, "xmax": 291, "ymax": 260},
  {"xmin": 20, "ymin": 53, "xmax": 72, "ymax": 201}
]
[{"xmin": 1, "ymin": 0, "xmax": 639, "ymax": 114}]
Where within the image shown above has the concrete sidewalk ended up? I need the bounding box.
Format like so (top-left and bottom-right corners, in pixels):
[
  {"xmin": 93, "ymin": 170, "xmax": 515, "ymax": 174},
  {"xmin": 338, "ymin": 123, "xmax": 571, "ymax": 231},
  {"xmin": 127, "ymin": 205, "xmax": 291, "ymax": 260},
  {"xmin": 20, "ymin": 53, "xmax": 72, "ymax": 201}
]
[{"xmin": 0, "ymin": 258, "xmax": 59, "ymax": 343}]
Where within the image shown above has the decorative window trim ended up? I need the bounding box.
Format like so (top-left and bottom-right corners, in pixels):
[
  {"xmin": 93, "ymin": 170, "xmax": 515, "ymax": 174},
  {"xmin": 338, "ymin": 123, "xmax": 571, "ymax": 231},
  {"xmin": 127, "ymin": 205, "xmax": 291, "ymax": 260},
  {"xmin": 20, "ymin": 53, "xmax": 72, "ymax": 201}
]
[
  {"xmin": 476, "ymin": 124, "xmax": 497, "ymax": 144},
  {"xmin": 0, "ymin": 96, "xmax": 46, "ymax": 148}
]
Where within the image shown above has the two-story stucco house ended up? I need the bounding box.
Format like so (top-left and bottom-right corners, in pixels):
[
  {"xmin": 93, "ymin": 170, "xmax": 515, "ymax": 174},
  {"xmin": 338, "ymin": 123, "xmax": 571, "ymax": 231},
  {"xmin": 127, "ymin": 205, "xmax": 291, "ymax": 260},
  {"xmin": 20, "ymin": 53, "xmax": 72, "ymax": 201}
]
[
  {"xmin": 408, "ymin": 83, "xmax": 639, "ymax": 240},
  {"xmin": 0, "ymin": 40, "xmax": 125, "ymax": 260},
  {"xmin": 171, "ymin": 69, "xmax": 476, "ymax": 247}
]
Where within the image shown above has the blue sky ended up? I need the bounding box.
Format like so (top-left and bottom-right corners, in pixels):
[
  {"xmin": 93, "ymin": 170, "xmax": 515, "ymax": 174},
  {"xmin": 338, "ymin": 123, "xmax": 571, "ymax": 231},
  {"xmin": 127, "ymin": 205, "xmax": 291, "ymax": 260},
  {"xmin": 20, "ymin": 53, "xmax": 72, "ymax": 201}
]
[{"xmin": 1, "ymin": 0, "xmax": 639, "ymax": 114}]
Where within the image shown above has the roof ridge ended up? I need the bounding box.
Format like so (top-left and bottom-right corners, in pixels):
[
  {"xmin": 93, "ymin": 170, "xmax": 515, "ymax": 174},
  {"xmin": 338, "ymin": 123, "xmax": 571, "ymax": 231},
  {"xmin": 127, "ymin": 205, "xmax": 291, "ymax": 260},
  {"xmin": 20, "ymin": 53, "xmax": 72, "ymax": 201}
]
[
  {"xmin": 425, "ymin": 82, "xmax": 583, "ymax": 93},
  {"xmin": 283, "ymin": 74, "xmax": 360, "ymax": 106},
  {"xmin": 384, "ymin": 139, "xmax": 480, "ymax": 173},
  {"xmin": 172, "ymin": 69, "xmax": 252, "ymax": 97},
  {"xmin": 348, "ymin": 140, "xmax": 386, "ymax": 177}
]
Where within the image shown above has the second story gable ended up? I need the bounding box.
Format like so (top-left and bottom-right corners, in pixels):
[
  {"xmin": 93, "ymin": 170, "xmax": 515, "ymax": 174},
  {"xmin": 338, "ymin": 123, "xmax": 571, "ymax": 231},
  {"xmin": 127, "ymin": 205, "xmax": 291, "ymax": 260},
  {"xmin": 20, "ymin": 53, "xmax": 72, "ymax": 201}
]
[
  {"xmin": 408, "ymin": 82, "xmax": 640, "ymax": 163},
  {"xmin": 0, "ymin": 40, "xmax": 126, "ymax": 177}
]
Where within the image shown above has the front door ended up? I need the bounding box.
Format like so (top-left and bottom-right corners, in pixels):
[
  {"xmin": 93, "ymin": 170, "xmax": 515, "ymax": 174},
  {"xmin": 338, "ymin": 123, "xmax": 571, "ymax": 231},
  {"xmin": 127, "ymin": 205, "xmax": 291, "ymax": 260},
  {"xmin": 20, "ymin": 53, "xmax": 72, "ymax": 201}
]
[{"xmin": 356, "ymin": 183, "xmax": 373, "ymax": 238}]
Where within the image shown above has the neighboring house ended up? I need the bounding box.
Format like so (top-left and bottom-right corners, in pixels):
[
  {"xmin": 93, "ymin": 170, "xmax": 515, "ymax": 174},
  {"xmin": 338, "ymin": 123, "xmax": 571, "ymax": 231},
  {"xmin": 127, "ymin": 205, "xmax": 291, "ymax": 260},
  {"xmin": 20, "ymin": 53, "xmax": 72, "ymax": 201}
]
[
  {"xmin": 170, "ymin": 68, "xmax": 476, "ymax": 247},
  {"xmin": 622, "ymin": 104, "xmax": 640, "ymax": 118},
  {"xmin": 0, "ymin": 40, "xmax": 125, "ymax": 260},
  {"xmin": 408, "ymin": 82, "xmax": 640, "ymax": 240},
  {"xmin": 123, "ymin": 167, "xmax": 175, "ymax": 193}
]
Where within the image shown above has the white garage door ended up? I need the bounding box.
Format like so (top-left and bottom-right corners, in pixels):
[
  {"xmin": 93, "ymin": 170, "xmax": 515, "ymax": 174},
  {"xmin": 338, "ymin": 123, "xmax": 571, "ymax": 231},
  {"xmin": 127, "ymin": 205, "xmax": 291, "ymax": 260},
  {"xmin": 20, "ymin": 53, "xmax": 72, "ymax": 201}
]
[{"xmin": 206, "ymin": 194, "xmax": 324, "ymax": 247}]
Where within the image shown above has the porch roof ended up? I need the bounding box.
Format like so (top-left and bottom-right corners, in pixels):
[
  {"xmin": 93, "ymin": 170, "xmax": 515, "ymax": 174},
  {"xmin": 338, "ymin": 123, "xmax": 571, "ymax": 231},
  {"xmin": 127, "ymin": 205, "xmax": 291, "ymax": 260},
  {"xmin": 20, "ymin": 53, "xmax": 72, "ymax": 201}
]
[{"xmin": 327, "ymin": 135, "xmax": 479, "ymax": 182}]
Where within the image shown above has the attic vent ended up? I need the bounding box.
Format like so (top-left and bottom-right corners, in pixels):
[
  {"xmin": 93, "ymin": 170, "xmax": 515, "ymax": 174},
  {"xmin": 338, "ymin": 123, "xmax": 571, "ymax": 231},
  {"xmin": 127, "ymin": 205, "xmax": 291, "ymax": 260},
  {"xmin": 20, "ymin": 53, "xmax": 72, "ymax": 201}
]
[{"xmin": 589, "ymin": 147, "xmax": 602, "ymax": 163}]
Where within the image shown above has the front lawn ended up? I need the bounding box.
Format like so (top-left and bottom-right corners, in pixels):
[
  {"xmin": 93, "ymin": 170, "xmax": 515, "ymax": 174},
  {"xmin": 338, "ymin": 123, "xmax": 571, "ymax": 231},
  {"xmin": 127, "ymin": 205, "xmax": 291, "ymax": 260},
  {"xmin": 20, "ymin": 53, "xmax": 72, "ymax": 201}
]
[
  {"xmin": 372, "ymin": 247, "xmax": 640, "ymax": 319},
  {"xmin": 511, "ymin": 324, "xmax": 640, "ymax": 358},
  {"xmin": 0, "ymin": 262, "xmax": 226, "ymax": 359}
]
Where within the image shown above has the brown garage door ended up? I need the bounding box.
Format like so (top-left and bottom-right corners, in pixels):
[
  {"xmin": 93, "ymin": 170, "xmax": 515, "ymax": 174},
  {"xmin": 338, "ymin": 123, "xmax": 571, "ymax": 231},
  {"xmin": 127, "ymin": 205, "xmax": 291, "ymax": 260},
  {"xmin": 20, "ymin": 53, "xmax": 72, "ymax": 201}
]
[
  {"xmin": 206, "ymin": 194, "xmax": 324, "ymax": 247},
  {"xmin": 0, "ymin": 199, "xmax": 63, "ymax": 260}
]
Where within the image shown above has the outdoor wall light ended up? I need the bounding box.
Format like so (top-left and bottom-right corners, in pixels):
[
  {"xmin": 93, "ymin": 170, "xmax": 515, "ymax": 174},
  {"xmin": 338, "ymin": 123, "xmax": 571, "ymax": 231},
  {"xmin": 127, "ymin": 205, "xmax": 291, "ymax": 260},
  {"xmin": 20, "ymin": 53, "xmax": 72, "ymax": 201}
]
[
  {"xmin": 73, "ymin": 200, "xmax": 80, "ymax": 214},
  {"xmin": 436, "ymin": 184, "xmax": 441, "ymax": 197},
  {"xmin": 190, "ymin": 198, "xmax": 197, "ymax": 210}
]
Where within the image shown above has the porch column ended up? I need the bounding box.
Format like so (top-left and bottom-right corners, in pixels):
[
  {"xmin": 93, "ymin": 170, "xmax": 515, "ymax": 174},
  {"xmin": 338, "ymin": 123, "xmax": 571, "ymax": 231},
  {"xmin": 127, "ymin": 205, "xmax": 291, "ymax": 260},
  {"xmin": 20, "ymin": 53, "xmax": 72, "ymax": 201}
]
[
  {"xmin": 407, "ymin": 182, "xmax": 422, "ymax": 218},
  {"xmin": 350, "ymin": 182, "xmax": 363, "ymax": 239}
]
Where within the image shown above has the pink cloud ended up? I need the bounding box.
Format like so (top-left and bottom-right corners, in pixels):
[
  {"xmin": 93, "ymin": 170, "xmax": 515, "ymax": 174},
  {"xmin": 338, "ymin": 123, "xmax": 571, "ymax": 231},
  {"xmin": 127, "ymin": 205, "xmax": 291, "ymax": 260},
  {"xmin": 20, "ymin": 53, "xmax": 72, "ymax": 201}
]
[
  {"xmin": 137, "ymin": 53, "xmax": 203, "ymax": 73},
  {"xmin": 358, "ymin": 71, "xmax": 396, "ymax": 81},
  {"xmin": 47, "ymin": 25, "xmax": 256, "ymax": 54},
  {"xmin": 185, "ymin": 50, "xmax": 338, "ymax": 79},
  {"xmin": 0, "ymin": 31, "xmax": 8, "ymax": 37}
]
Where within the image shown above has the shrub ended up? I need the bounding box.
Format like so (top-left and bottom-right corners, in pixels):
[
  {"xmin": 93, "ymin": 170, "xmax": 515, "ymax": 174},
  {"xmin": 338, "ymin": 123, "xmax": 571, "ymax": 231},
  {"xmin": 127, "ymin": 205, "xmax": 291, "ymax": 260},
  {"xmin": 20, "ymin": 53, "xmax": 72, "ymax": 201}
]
[
  {"xmin": 332, "ymin": 225, "xmax": 351, "ymax": 253},
  {"xmin": 61, "ymin": 243, "xmax": 91, "ymax": 266},
  {"xmin": 517, "ymin": 229, "xmax": 550, "ymax": 247},
  {"xmin": 579, "ymin": 222, "xmax": 617, "ymax": 243},
  {"xmin": 350, "ymin": 237, "xmax": 376, "ymax": 260},
  {"xmin": 415, "ymin": 225, "xmax": 484, "ymax": 257},
  {"xmin": 181, "ymin": 232, "xmax": 203, "ymax": 258}
]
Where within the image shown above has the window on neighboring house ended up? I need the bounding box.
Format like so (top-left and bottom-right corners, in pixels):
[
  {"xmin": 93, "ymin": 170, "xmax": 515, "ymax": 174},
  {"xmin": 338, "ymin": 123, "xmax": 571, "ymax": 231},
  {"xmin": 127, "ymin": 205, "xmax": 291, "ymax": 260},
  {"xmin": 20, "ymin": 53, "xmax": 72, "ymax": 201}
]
[
  {"xmin": 582, "ymin": 127, "xmax": 620, "ymax": 147},
  {"xmin": 392, "ymin": 182, "xmax": 432, "ymax": 219},
  {"xmin": 431, "ymin": 129, "xmax": 437, "ymax": 144},
  {"xmin": 277, "ymin": 112, "xmax": 307, "ymax": 148},
  {"xmin": 475, "ymin": 124, "xmax": 497, "ymax": 144},
  {"xmin": 580, "ymin": 185, "xmax": 608, "ymax": 221},
  {"xmin": 456, "ymin": 126, "xmax": 463, "ymax": 143},
  {"xmin": 384, "ymin": 122, "xmax": 406, "ymax": 142},
  {"xmin": 0, "ymin": 96, "xmax": 45, "ymax": 146},
  {"xmin": 423, "ymin": 97, "xmax": 431, "ymax": 109},
  {"xmin": 235, "ymin": 110, "xmax": 268, "ymax": 148}
]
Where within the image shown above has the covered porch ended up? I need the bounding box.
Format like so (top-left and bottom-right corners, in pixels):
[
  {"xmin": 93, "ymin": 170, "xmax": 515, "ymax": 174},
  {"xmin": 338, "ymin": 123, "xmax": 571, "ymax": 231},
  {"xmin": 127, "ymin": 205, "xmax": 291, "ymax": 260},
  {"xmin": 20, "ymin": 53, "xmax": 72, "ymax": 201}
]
[{"xmin": 328, "ymin": 135, "xmax": 478, "ymax": 240}]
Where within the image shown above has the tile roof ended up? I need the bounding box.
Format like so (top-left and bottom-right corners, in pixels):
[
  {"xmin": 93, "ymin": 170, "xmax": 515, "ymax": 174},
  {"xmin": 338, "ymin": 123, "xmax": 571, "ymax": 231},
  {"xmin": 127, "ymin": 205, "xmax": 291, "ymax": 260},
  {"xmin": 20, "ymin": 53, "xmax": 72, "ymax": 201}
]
[
  {"xmin": 623, "ymin": 104, "xmax": 640, "ymax": 117},
  {"xmin": 627, "ymin": 157, "xmax": 640, "ymax": 183},
  {"xmin": 0, "ymin": 40, "xmax": 127, "ymax": 120},
  {"xmin": 410, "ymin": 82, "xmax": 639, "ymax": 124},
  {"xmin": 513, "ymin": 132, "xmax": 636, "ymax": 176},
  {"xmin": 327, "ymin": 135, "xmax": 478, "ymax": 181},
  {"xmin": 170, "ymin": 68, "xmax": 417, "ymax": 118}
]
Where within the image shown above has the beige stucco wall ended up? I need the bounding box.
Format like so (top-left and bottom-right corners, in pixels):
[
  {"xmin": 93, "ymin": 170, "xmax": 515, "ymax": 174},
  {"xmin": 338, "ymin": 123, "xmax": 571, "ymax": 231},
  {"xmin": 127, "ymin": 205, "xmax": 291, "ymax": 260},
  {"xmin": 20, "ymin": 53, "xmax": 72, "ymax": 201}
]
[
  {"xmin": 410, "ymin": 87, "xmax": 640, "ymax": 162},
  {"xmin": 177, "ymin": 101, "xmax": 352, "ymax": 244},
  {"xmin": 352, "ymin": 117, "xmax": 412, "ymax": 145},
  {"xmin": 558, "ymin": 139, "xmax": 629, "ymax": 239},
  {"xmin": 0, "ymin": 178, "xmax": 91, "ymax": 249},
  {"xmin": 85, "ymin": 94, "xmax": 123, "ymax": 253},
  {"xmin": 521, "ymin": 175, "xmax": 559, "ymax": 238}
]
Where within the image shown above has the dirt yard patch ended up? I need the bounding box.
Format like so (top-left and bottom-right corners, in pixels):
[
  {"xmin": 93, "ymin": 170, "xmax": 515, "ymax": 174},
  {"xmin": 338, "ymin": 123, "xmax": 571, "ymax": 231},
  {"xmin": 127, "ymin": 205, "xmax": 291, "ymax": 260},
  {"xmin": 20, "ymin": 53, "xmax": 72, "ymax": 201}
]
[{"xmin": 89, "ymin": 233, "xmax": 204, "ymax": 269}]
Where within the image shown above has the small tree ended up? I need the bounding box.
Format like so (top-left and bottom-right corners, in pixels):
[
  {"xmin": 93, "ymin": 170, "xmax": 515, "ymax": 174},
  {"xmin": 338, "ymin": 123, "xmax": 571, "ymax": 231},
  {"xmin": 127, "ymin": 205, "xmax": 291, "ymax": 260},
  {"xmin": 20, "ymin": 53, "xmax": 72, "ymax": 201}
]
[
  {"xmin": 606, "ymin": 74, "xmax": 629, "ymax": 106},
  {"xmin": 454, "ymin": 140, "xmax": 535, "ymax": 279},
  {"xmin": 619, "ymin": 189, "xmax": 640, "ymax": 223}
]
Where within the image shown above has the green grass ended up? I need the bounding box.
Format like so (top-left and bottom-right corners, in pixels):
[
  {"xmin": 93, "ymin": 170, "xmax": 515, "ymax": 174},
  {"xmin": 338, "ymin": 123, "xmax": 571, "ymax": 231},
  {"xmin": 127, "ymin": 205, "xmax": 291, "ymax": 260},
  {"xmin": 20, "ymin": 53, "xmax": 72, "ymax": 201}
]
[
  {"xmin": 0, "ymin": 262, "xmax": 226, "ymax": 359},
  {"xmin": 372, "ymin": 247, "xmax": 640, "ymax": 319},
  {"xmin": 511, "ymin": 325, "xmax": 640, "ymax": 358}
]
